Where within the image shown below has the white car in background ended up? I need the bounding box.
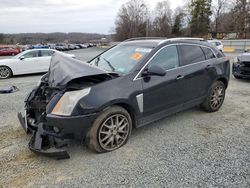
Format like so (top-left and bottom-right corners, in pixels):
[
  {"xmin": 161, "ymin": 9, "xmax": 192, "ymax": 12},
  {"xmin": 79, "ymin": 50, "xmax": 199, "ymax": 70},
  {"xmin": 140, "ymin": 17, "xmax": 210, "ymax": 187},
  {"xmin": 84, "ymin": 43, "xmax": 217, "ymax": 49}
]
[
  {"xmin": 208, "ymin": 39, "xmax": 223, "ymax": 52},
  {"xmin": 0, "ymin": 49, "xmax": 75, "ymax": 79}
]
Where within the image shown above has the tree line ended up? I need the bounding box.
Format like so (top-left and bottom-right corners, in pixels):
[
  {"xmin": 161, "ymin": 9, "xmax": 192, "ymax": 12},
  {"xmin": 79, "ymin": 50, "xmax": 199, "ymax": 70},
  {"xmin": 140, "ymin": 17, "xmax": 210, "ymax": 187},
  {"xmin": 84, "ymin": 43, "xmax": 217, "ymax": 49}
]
[
  {"xmin": 0, "ymin": 32, "xmax": 109, "ymax": 45},
  {"xmin": 114, "ymin": 0, "xmax": 250, "ymax": 41}
]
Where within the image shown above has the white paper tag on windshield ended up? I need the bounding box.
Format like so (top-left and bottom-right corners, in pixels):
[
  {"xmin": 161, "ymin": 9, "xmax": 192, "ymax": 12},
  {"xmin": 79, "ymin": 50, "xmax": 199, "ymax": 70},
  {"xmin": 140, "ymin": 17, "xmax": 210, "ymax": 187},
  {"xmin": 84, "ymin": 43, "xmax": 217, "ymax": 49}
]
[{"xmin": 135, "ymin": 48, "xmax": 152, "ymax": 53}]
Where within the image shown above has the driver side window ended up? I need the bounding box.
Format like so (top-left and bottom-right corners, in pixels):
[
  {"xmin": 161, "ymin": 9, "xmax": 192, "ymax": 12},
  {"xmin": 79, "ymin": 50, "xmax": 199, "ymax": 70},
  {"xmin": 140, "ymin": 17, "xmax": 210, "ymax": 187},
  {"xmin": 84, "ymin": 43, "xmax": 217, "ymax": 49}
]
[
  {"xmin": 23, "ymin": 51, "xmax": 39, "ymax": 59},
  {"xmin": 148, "ymin": 45, "xmax": 179, "ymax": 70}
]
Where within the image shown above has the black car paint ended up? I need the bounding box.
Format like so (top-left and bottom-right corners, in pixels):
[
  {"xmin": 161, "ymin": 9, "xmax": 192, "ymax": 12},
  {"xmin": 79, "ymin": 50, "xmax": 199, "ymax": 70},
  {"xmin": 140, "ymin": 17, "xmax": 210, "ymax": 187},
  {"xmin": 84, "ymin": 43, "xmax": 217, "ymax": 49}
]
[{"xmin": 19, "ymin": 39, "xmax": 230, "ymax": 159}]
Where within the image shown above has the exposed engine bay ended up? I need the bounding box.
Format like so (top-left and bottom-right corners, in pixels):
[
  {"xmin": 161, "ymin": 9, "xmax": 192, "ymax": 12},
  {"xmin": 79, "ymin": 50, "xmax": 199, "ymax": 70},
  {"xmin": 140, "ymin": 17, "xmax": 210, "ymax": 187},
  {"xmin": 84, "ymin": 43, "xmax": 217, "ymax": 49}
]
[{"xmin": 18, "ymin": 52, "xmax": 118, "ymax": 159}]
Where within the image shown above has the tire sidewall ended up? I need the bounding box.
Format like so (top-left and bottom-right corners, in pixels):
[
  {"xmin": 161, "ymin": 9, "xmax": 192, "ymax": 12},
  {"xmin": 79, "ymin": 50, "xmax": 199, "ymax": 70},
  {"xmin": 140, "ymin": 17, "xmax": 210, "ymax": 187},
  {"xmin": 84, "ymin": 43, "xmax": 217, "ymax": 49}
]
[
  {"xmin": 208, "ymin": 81, "xmax": 226, "ymax": 112},
  {"xmin": 86, "ymin": 106, "xmax": 132, "ymax": 153},
  {"xmin": 0, "ymin": 66, "xmax": 12, "ymax": 79}
]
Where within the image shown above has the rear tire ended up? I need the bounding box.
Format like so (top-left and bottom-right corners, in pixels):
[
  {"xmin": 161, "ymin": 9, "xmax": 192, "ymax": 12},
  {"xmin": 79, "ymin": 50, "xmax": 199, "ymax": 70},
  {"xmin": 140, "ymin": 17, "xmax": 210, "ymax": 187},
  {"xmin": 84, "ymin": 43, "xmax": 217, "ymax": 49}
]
[
  {"xmin": 201, "ymin": 81, "xmax": 226, "ymax": 112},
  {"xmin": 86, "ymin": 106, "xmax": 132, "ymax": 153},
  {"xmin": 0, "ymin": 66, "xmax": 12, "ymax": 79}
]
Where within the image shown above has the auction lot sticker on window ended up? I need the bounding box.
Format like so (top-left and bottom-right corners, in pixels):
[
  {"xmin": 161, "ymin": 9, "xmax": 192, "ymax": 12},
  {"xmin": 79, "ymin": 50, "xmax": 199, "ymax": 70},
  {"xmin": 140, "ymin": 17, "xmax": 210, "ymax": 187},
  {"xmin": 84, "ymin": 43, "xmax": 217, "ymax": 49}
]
[
  {"xmin": 131, "ymin": 52, "xmax": 143, "ymax": 60},
  {"xmin": 131, "ymin": 48, "xmax": 152, "ymax": 61}
]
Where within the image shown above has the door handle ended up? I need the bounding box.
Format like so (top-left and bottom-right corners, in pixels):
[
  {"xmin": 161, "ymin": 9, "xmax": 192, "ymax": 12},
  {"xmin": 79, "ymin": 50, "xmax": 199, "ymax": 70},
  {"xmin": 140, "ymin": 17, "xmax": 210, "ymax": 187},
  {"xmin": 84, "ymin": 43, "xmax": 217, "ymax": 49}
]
[
  {"xmin": 206, "ymin": 64, "xmax": 212, "ymax": 69},
  {"xmin": 176, "ymin": 75, "xmax": 184, "ymax": 80}
]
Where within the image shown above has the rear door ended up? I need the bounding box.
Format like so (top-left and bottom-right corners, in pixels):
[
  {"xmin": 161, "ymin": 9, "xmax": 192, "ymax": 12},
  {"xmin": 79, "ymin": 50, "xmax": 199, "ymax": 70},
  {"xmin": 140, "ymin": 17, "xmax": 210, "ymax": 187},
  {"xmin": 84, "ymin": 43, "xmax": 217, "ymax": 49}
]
[
  {"xmin": 37, "ymin": 50, "xmax": 54, "ymax": 72},
  {"xmin": 177, "ymin": 44, "xmax": 215, "ymax": 102}
]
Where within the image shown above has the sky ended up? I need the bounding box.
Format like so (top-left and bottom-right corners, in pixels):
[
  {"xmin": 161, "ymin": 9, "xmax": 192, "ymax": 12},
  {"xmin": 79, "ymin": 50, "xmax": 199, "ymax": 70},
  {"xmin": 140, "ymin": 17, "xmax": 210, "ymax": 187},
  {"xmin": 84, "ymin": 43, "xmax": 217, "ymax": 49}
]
[{"xmin": 0, "ymin": 0, "xmax": 183, "ymax": 34}]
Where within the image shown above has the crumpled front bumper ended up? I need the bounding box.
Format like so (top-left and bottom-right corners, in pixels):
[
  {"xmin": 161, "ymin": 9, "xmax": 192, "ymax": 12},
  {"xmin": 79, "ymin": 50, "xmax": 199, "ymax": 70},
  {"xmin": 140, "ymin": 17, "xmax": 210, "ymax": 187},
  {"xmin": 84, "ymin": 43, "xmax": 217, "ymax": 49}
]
[
  {"xmin": 18, "ymin": 111, "xmax": 97, "ymax": 160},
  {"xmin": 232, "ymin": 63, "xmax": 250, "ymax": 78},
  {"xmin": 28, "ymin": 123, "xmax": 70, "ymax": 160},
  {"xmin": 18, "ymin": 112, "xmax": 70, "ymax": 160}
]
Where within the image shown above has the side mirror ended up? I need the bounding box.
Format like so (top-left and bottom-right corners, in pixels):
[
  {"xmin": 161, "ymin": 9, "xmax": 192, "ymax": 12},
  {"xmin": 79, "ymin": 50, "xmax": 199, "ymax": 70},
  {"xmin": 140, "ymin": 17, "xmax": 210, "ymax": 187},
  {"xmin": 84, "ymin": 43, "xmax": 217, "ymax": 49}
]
[
  {"xmin": 19, "ymin": 56, "xmax": 25, "ymax": 60},
  {"xmin": 142, "ymin": 65, "xmax": 166, "ymax": 77}
]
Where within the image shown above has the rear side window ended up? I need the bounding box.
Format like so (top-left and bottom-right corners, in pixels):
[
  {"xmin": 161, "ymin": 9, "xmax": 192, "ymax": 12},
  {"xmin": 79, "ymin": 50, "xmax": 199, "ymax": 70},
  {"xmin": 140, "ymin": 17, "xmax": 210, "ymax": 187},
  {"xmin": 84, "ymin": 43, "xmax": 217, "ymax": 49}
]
[
  {"xmin": 23, "ymin": 51, "xmax": 39, "ymax": 58},
  {"xmin": 179, "ymin": 45, "xmax": 205, "ymax": 66},
  {"xmin": 202, "ymin": 47, "xmax": 216, "ymax": 59},
  {"xmin": 40, "ymin": 50, "xmax": 54, "ymax": 57},
  {"xmin": 216, "ymin": 50, "xmax": 225, "ymax": 58}
]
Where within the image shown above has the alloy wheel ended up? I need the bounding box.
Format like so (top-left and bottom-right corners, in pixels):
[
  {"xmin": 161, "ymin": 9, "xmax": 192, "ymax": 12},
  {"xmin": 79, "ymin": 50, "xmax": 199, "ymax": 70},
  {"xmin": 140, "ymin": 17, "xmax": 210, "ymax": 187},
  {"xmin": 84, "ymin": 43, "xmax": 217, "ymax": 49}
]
[
  {"xmin": 210, "ymin": 85, "xmax": 224, "ymax": 109},
  {"xmin": 98, "ymin": 114, "xmax": 130, "ymax": 151},
  {"xmin": 0, "ymin": 67, "xmax": 11, "ymax": 79}
]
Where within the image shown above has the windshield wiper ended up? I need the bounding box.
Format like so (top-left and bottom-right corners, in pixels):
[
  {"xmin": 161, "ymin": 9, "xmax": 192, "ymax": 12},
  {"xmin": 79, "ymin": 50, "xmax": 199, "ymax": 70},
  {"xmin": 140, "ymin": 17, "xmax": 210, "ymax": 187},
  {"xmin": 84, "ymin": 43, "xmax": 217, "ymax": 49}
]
[{"xmin": 103, "ymin": 58, "xmax": 116, "ymax": 72}]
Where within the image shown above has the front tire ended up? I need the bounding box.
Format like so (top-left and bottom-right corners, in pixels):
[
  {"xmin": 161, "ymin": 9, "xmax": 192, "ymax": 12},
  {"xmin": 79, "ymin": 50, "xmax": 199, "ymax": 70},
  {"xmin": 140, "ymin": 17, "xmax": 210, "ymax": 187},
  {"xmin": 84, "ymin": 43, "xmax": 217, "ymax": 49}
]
[
  {"xmin": 0, "ymin": 66, "xmax": 12, "ymax": 79},
  {"xmin": 86, "ymin": 106, "xmax": 132, "ymax": 153},
  {"xmin": 201, "ymin": 81, "xmax": 226, "ymax": 112}
]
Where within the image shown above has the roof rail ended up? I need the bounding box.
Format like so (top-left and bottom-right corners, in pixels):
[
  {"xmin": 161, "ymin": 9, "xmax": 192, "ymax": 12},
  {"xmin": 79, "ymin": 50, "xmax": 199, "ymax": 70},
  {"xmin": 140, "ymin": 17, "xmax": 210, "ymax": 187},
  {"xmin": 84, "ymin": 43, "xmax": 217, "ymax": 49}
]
[
  {"xmin": 123, "ymin": 37, "xmax": 167, "ymax": 42},
  {"xmin": 159, "ymin": 37, "xmax": 206, "ymax": 45}
]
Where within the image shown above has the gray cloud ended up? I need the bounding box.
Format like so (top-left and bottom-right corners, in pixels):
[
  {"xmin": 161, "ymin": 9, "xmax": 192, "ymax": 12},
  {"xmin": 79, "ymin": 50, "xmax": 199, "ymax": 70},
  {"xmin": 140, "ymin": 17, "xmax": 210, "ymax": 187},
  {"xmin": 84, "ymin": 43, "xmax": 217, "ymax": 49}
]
[{"xmin": 0, "ymin": 0, "xmax": 181, "ymax": 34}]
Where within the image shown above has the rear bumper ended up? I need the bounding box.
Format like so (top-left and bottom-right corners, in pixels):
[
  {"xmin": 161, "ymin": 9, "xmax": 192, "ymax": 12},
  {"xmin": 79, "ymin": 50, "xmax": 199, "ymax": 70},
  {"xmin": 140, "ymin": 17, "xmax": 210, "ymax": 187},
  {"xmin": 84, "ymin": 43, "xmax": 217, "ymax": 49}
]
[{"xmin": 18, "ymin": 111, "xmax": 98, "ymax": 159}]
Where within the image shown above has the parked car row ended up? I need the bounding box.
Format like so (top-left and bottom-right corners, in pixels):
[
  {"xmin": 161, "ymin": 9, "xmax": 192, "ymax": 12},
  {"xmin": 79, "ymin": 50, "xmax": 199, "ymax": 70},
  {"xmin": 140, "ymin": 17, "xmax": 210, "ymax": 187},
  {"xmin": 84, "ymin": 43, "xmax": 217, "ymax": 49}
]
[
  {"xmin": 0, "ymin": 42, "xmax": 97, "ymax": 56},
  {"xmin": 55, "ymin": 43, "xmax": 95, "ymax": 51}
]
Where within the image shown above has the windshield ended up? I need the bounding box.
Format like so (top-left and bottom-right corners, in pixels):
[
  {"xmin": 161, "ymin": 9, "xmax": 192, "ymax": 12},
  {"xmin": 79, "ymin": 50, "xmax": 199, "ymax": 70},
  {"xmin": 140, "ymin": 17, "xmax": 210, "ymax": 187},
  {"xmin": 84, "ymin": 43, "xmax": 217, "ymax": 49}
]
[{"xmin": 89, "ymin": 45, "xmax": 152, "ymax": 74}]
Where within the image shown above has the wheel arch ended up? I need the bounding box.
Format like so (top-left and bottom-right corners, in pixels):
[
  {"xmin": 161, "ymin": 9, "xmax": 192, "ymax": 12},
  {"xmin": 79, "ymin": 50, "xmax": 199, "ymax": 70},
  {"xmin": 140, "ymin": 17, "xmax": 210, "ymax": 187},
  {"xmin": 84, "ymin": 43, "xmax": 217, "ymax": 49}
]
[
  {"xmin": 100, "ymin": 101, "xmax": 138, "ymax": 129},
  {"xmin": 217, "ymin": 77, "xmax": 228, "ymax": 88},
  {"xmin": 114, "ymin": 102, "xmax": 137, "ymax": 128}
]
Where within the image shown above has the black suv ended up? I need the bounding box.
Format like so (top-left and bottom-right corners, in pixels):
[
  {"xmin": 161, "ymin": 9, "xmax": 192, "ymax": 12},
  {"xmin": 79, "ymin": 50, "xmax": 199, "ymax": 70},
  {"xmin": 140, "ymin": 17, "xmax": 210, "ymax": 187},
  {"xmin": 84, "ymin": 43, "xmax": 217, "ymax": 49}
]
[{"xmin": 18, "ymin": 38, "xmax": 230, "ymax": 159}]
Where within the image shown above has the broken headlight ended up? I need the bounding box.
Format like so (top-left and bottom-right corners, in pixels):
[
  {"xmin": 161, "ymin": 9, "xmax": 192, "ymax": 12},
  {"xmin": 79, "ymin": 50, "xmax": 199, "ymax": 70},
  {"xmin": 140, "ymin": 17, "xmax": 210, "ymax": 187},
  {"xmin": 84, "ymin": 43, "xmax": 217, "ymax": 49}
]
[{"xmin": 51, "ymin": 88, "xmax": 91, "ymax": 116}]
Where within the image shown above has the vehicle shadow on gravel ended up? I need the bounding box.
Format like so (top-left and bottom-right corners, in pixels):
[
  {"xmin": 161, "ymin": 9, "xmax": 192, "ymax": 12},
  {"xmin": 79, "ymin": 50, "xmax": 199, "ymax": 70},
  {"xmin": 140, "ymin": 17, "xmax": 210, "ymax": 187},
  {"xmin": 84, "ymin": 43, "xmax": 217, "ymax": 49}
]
[{"xmin": 69, "ymin": 106, "xmax": 209, "ymax": 157}]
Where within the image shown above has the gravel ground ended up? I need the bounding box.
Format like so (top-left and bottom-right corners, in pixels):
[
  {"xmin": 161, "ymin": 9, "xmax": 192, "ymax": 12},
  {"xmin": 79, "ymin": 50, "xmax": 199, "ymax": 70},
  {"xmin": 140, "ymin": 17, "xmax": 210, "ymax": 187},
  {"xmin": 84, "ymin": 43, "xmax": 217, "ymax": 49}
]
[{"xmin": 0, "ymin": 50, "xmax": 249, "ymax": 188}]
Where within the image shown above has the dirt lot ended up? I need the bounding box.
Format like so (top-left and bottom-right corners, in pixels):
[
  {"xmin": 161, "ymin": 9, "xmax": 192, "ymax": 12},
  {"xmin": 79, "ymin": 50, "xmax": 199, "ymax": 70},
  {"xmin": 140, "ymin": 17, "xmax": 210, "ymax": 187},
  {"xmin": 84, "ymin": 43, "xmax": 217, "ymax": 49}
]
[{"xmin": 0, "ymin": 49, "xmax": 249, "ymax": 187}]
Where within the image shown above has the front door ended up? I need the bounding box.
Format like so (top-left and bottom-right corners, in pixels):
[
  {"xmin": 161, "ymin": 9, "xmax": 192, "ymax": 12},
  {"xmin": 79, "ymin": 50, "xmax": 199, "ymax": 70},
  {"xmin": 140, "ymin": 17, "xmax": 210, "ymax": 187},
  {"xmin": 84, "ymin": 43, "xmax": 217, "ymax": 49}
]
[
  {"xmin": 141, "ymin": 45, "xmax": 187, "ymax": 124},
  {"xmin": 16, "ymin": 50, "xmax": 39, "ymax": 74}
]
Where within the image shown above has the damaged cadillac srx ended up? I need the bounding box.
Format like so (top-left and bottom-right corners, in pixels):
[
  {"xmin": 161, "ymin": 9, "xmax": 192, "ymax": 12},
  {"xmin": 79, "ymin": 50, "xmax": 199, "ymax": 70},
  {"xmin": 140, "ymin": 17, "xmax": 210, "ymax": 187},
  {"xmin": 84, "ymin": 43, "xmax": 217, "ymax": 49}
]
[{"xmin": 18, "ymin": 38, "xmax": 230, "ymax": 159}]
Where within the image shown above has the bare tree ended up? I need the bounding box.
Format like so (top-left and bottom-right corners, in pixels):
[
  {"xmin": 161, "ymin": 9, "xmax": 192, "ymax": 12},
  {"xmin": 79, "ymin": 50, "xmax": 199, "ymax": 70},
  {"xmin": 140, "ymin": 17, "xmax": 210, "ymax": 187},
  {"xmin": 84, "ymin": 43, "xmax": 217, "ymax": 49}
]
[
  {"xmin": 172, "ymin": 4, "xmax": 192, "ymax": 36},
  {"xmin": 152, "ymin": 1, "xmax": 173, "ymax": 37},
  {"xmin": 231, "ymin": 0, "xmax": 250, "ymax": 38},
  {"xmin": 114, "ymin": 0, "xmax": 148, "ymax": 41},
  {"xmin": 212, "ymin": 0, "xmax": 230, "ymax": 33}
]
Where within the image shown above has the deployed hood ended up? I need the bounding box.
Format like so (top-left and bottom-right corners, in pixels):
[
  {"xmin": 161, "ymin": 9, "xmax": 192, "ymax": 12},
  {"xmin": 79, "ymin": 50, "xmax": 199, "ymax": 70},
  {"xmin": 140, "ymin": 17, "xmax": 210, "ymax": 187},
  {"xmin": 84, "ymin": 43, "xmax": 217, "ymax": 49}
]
[
  {"xmin": 48, "ymin": 52, "xmax": 112, "ymax": 87},
  {"xmin": 238, "ymin": 53, "xmax": 250, "ymax": 62}
]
